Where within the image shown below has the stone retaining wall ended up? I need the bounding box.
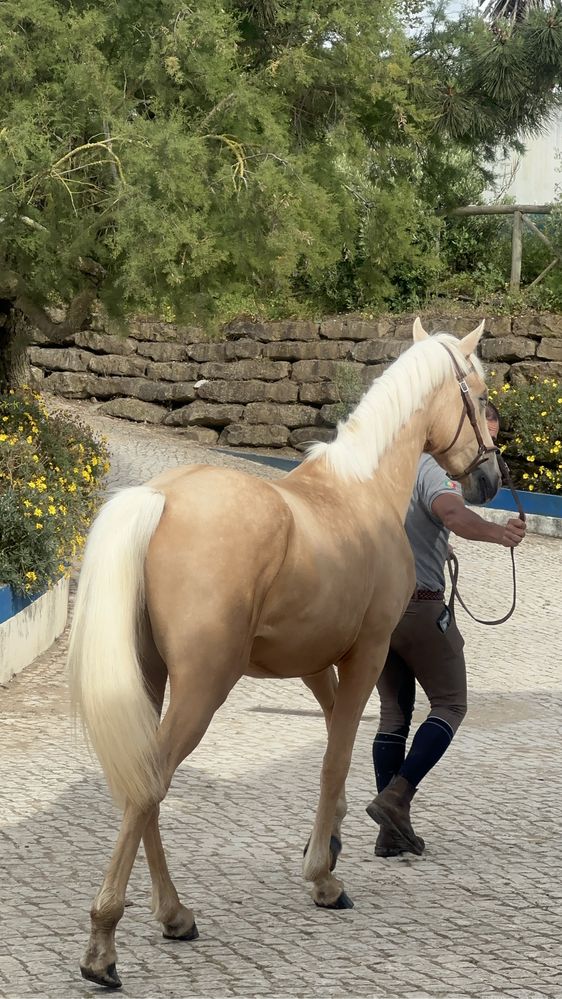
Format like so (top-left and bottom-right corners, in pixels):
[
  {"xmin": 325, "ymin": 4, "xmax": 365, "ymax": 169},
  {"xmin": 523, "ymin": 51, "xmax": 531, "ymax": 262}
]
[{"xmin": 28, "ymin": 312, "xmax": 562, "ymax": 450}]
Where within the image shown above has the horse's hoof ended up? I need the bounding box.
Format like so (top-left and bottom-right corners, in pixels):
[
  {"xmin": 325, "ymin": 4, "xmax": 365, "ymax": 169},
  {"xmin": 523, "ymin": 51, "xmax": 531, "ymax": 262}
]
[
  {"xmin": 80, "ymin": 962, "xmax": 122, "ymax": 989},
  {"xmin": 163, "ymin": 920, "xmax": 199, "ymax": 941},
  {"xmin": 315, "ymin": 890, "xmax": 354, "ymax": 910},
  {"xmin": 303, "ymin": 835, "xmax": 342, "ymax": 872}
]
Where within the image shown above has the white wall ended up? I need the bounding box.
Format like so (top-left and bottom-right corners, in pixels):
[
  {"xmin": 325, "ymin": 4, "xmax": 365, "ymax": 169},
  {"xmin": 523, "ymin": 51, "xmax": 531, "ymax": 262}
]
[{"xmin": 494, "ymin": 112, "xmax": 562, "ymax": 205}]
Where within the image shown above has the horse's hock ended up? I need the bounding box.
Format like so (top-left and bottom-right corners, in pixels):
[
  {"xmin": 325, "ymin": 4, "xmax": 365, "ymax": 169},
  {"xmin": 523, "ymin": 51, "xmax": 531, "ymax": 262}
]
[{"xmin": 27, "ymin": 311, "xmax": 562, "ymax": 449}]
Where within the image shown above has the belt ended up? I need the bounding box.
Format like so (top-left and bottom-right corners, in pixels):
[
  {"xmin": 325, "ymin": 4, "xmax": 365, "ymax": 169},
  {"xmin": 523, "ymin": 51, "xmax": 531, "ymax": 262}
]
[{"xmin": 411, "ymin": 588, "xmax": 445, "ymax": 602}]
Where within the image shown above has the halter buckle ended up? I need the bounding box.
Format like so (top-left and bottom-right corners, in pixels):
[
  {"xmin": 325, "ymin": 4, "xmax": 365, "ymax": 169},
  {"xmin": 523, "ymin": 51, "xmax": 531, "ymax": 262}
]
[{"xmin": 459, "ymin": 379, "xmax": 469, "ymax": 394}]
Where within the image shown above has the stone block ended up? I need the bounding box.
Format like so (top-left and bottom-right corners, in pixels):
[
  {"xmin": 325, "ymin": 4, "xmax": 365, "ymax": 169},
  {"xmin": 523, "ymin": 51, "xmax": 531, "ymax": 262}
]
[
  {"xmin": 263, "ymin": 340, "xmax": 355, "ymax": 361},
  {"xmin": 136, "ymin": 341, "xmax": 190, "ymax": 362},
  {"xmin": 42, "ymin": 371, "xmax": 99, "ymax": 398},
  {"xmin": 320, "ymin": 317, "xmax": 393, "ymax": 341},
  {"xmin": 163, "ymin": 401, "xmax": 243, "ymax": 427},
  {"xmin": 513, "ymin": 313, "xmax": 562, "ymax": 340},
  {"xmin": 187, "ymin": 342, "xmax": 229, "ymax": 362},
  {"xmin": 219, "ymin": 424, "xmax": 289, "ymax": 447},
  {"xmin": 352, "ymin": 339, "xmax": 409, "ymax": 363},
  {"xmin": 88, "ymin": 354, "xmax": 148, "ymax": 377},
  {"xmin": 292, "ymin": 359, "xmax": 365, "ymax": 383},
  {"xmin": 196, "ymin": 379, "xmax": 298, "ymax": 404},
  {"xmin": 244, "ymin": 403, "xmax": 319, "ymax": 428},
  {"xmin": 320, "ymin": 403, "xmax": 351, "ymax": 427},
  {"xmin": 152, "ymin": 382, "xmax": 197, "ymax": 404},
  {"xmin": 483, "ymin": 316, "xmax": 512, "ymax": 338},
  {"xmin": 224, "ymin": 319, "xmax": 319, "ymax": 342},
  {"xmin": 98, "ymin": 398, "xmax": 166, "ymax": 423},
  {"xmin": 480, "ymin": 337, "xmax": 536, "ymax": 363},
  {"xmin": 510, "ymin": 361, "xmax": 562, "ymax": 385},
  {"xmin": 178, "ymin": 427, "xmax": 219, "ymax": 445},
  {"xmin": 127, "ymin": 318, "xmax": 178, "ymax": 342},
  {"xmin": 145, "ymin": 361, "xmax": 200, "ymax": 382},
  {"xmin": 200, "ymin": 360, "xmax": 290, "ymax": 381},
  {"xmin": 289, "ymin": 427, "xmax": 335, "ymax": 451},
  {"xmin": 537, "ymin": 340, "xmax": 562, "ymax": 362},
  {"xmin": 482, "ymin": 363, "xmax": 510, "ymax": 391},
  {"xmin": 28, "ymin": 347, "xmax": 89, "ymax": 372},
  {"xmin": 74, "ymin": 331, "xmax": 138, "ymax": 355},
  {"xmin": 298, "ymin": 382, "xmax": 341, "ymax": 404},
  {"xmin": 224, "ymin": 339, "xmax": 263, "ymax": 360}
]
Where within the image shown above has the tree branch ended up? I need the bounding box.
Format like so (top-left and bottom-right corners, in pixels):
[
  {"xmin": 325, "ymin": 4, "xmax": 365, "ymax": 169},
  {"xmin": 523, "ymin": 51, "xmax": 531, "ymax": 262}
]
[{"xmin": 0, "ymin": 258, "xmax": 105, "ymax": 343}]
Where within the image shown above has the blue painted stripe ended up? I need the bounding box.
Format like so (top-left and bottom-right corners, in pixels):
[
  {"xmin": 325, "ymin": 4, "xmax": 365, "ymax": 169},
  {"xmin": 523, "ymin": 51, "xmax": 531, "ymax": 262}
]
[
  {"xmin": 220, "ymin": 450, "xmax": 562, "ymax": 519},
  {"xmin": 0, "ymin": 584, "xmax": 42, "ymax": 625},
  {"xmin": 484, "ymin": 486, "xmax": 562, "ymax": 519}
]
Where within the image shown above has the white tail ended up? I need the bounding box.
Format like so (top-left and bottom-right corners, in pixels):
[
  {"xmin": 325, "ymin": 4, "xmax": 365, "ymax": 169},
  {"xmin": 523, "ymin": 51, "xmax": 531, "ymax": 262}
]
[{"xmin": 68, "ymin": 485, "xmax": 166, "ymax": 810}]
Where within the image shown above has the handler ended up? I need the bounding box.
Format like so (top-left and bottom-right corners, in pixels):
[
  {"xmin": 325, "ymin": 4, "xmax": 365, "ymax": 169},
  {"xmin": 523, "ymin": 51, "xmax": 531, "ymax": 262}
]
[{"xmin": 366, "ymin": 402, "xmax": 526, "ymax": 857}]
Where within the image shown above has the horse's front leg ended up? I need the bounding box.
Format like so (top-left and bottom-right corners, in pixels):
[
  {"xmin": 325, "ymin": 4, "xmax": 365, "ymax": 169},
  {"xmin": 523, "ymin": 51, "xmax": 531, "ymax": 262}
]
[
  {"xmin": 302, "ymin": 666, "xmax": 346, "ymax": 871},
  {"xmin": 302, "ymin": 638, "xmax": 389, "ymax": 910}
]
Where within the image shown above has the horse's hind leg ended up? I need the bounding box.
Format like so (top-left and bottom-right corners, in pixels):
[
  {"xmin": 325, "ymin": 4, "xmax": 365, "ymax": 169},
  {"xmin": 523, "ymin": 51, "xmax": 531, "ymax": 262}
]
[
  {"xmin": 143, "ymin": 806, "xmax": 198, "ymax": 941},
  {"xmin": 80, "ymin": 624, "xmax": 168, "ymax": 989},
  {"xmin": 81, "ymin": 803, "xmax": 152, "ymax": 989},
  {"xmin": 302, "ymin": 667, "xmax": 347, "ymax": 869}
]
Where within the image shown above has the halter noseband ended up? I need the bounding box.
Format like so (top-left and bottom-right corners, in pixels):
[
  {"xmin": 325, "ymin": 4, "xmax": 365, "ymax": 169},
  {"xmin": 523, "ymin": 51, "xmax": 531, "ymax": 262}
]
[{"xmin": 436, "ymin": 346, "xmax": 499, "ymax": 480}]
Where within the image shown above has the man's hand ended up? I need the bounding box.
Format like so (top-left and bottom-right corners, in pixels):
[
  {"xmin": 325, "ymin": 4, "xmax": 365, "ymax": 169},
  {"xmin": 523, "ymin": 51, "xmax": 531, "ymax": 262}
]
[{"xmin": 497, "ymin": 517, "xmax": 526, "ymax": 548}]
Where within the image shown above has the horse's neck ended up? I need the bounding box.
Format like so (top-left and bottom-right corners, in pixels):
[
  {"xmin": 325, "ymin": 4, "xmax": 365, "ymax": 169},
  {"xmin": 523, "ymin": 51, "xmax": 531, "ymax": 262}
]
[
  {"xmin": 332, "ymin": 409, "xmax": 428, "ymax": 524},
  {"xmin": 368, "ymin": 410, "xmax": 428, "ymax": 519}
]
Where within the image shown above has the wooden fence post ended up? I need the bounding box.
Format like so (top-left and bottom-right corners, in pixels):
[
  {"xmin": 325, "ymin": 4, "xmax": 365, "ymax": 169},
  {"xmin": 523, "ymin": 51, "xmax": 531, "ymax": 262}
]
[{"xmin": 510, "ymin": 210, "xmax": 523, "ymax": 292}]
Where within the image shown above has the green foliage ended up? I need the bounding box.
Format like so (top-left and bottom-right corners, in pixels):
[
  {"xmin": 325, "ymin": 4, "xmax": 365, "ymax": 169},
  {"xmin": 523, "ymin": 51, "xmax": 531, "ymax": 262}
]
[
  {"xmin": 492, "ymin": 377, "xmax": 562, "ymax": 492},
  {"xmin": 0, "ymin": 388, "xmax": 109, "ymax": 593},
  {"xmin": 0, "ymin": 0, "xmax": 561, "ymax": 329}
]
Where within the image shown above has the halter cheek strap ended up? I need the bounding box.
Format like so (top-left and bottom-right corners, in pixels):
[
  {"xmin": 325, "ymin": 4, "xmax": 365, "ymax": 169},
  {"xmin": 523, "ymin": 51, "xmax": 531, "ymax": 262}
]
[{"xmin": 436, "ymin": 346, "xmax": 499, "ymax": 479}]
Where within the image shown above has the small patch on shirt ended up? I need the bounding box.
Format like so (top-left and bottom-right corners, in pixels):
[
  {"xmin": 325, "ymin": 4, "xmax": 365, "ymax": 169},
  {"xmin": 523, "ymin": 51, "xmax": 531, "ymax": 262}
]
[{"xmin": 445, "ymin": 479, "xmax": 461, "ymax": 491}]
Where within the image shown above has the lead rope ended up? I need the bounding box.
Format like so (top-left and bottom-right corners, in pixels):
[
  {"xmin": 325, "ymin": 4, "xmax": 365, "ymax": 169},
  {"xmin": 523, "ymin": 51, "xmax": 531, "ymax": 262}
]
[{"xmin": 446, "ymin": 455, "xmax": 526, "ymax": 627}]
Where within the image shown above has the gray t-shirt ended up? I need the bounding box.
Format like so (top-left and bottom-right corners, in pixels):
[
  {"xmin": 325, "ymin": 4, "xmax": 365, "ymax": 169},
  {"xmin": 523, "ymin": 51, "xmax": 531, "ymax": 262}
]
[{"xmin": 406, "ymin": 455, "xmax": 464, "ymax": 591}]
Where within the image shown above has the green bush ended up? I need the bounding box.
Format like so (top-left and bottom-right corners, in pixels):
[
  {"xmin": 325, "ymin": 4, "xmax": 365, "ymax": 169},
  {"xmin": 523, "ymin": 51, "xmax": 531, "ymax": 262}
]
[
  {"xmin": 491, "ymin": 377, "xmax": 562, "ymax": 493},
  {"xmin": 0, "ymin": 387, "xmax": 110, "ymax": 594}
]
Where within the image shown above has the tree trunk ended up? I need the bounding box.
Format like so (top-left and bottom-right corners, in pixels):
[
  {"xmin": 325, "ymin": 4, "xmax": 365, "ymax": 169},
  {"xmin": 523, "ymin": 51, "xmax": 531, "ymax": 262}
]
[{"xmin": 0, "ymin": 300, "xmax": 32, "ymax": 392}]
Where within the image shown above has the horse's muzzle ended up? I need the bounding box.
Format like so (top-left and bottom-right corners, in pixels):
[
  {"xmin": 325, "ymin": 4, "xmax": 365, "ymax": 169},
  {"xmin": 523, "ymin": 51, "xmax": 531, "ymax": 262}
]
[{"xmin": 461, "ymin": 458, "xmax": 502, "ymax": 506}]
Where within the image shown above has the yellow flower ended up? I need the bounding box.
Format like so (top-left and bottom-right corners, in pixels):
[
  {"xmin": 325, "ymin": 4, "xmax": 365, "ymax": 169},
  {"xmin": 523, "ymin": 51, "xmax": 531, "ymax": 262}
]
[
  {"xmin": 528, "ymin": 484, "xmax": 534, "ymax": 491},
  {"xmin": 68, "ymin": 482, "xmax": 77, "ymax": 493},
  {"xmin": 0, "ymin": 433, "xmax": 7, "ymax": 442},
  {"xmin": 33, "ymin": 507, "xmax": 43, "ymax": 518},
  {"xmin": 91, "ymin": 456, "xmax": 98, "ymax": 466},
  {"xmin": 22, "ymin": 499, "xmax": 32, "ymax": 508},
  {"xmin": 26, "ymin": 435, "xmax": 33, "ymax": 444},
  {"xmin": 541, "ymin": 411, "xmax": 547, "ymax": 417},
  {"xmin": 28, "ymin": 480, "xmax": 36, "ymax": 489},
  {"xmin": 526, "ymin": 455, "xmax": 536, "ymax": 463},
  {"xmin": 48, "ymin": 504, "xmax": 56, "ymax": 515},
  {"xmin": 502, "ymin": 384, "xmax": 509, "ymax": 393},
  {"xmin": 35, "ymin": 522, "xmax": 43, "ymax": 530},
  {"xmin": 25, "ymin": 571, "xmax": 37, "ymax": 582}
]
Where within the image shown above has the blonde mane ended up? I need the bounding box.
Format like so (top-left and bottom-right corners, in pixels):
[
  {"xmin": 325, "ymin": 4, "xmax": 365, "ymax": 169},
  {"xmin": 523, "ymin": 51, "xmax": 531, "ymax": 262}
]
[{"xmin": 306, "ymin": 333, "xmax": 483, "ymax": 482}]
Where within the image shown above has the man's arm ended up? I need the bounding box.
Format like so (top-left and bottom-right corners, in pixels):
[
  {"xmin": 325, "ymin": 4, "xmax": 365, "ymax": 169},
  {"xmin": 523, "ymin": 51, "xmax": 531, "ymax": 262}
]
[{"xmin": 431, "ymin": 493, "xmax": 526, "ymax": 548}]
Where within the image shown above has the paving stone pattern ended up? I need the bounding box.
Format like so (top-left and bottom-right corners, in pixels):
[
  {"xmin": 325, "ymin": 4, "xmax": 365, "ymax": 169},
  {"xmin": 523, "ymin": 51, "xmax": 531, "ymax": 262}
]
[{"xmin": 1, "ymin": 404, "xmax": 562, "ymax": 999}]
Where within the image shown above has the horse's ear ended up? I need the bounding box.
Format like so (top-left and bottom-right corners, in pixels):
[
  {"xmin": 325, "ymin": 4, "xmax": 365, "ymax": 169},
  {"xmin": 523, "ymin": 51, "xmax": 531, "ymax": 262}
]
[
  {"xmin": 413, "ymin": 317, "xmax": 429, "ymax": 342},
  {"xmin": 458, "ymin": 320, "xmax": 485, "ymax": 357}
]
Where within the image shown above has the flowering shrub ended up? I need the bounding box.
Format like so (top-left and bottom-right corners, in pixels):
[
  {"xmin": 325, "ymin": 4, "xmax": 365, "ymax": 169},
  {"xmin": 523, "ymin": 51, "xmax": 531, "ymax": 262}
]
[
  {"xmin": 490, "ymin": 377, "xmax": 562, "ymax": 494},
  {"xmin": 0, "ymin": 387, "xmax": 110, "ymax": 594}
]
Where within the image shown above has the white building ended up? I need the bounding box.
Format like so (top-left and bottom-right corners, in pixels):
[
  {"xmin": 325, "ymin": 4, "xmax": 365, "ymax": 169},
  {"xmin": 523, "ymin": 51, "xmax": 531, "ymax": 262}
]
[{"xmin": 493, "ymin": 112, "xmax": 562, "ymax": 204}]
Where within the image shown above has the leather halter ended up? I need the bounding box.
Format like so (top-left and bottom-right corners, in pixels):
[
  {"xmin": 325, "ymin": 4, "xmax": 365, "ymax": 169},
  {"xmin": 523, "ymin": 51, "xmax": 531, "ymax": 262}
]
[
  {"xmin": 436, "ymin": 345, "xmax": 499, "ymax": 479},
  {"xmin": 436, "ymin": 345, "xmax": 527, "ymax": 625}
]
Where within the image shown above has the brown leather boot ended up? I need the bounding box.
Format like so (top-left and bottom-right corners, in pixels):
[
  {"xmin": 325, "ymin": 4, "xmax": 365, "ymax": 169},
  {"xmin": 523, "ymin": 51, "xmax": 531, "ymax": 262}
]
[
  {"xmin": 374, "ymin": 823, "xmax": 425, "ymax": 858},
  {"xmin": 366, "ymin": 775, "xmax": 425, "ymax": 856}
]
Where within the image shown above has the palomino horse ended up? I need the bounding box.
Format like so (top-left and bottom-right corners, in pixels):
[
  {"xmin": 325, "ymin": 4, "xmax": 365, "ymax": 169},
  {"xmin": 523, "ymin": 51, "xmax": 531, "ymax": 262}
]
[{"xmin": 69, "ymin": 319, "xmax": 500, "ymax": 988}]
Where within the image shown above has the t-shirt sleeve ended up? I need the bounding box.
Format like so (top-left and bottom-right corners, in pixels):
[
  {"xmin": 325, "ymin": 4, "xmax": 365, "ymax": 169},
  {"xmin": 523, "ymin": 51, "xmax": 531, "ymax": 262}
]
[{"xmin": 417, "ymin": 458, "xmax": 464, "ymax": 521}]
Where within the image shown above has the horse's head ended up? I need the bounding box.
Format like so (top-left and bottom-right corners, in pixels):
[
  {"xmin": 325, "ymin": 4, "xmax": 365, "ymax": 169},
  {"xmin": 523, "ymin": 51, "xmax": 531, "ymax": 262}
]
[{"xmin": 414, "ymin": 318, "xmax": 501, "ymax": 505}]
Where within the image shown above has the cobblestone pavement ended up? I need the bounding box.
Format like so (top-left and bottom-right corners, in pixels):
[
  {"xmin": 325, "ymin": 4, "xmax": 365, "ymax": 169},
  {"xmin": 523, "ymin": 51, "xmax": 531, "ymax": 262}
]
[{"xmin": 1, "ymin": 401, "xmax": 562, "ymax": 999}]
